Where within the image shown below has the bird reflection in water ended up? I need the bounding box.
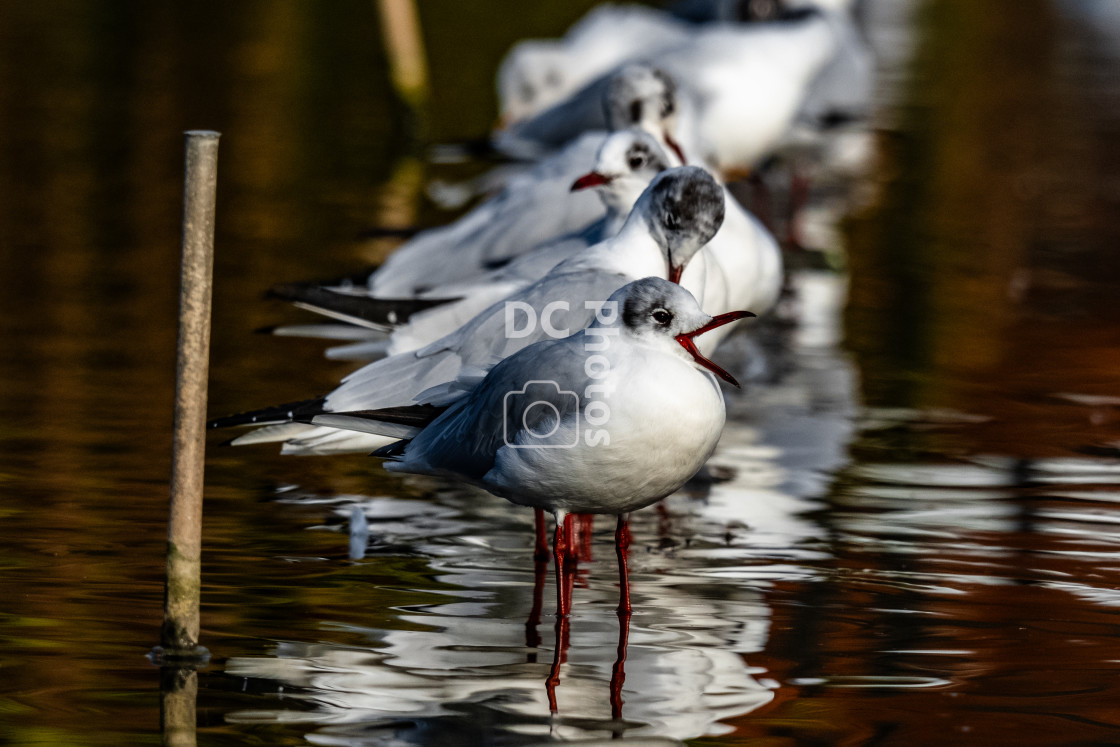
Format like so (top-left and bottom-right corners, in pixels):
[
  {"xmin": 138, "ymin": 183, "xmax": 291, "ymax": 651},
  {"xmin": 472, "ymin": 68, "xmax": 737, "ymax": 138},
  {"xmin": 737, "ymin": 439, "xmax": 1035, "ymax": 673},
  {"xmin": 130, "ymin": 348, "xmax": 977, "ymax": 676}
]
[{"xmin": 526, "ymin": 512, "xmax": 634, "ymax": 729}]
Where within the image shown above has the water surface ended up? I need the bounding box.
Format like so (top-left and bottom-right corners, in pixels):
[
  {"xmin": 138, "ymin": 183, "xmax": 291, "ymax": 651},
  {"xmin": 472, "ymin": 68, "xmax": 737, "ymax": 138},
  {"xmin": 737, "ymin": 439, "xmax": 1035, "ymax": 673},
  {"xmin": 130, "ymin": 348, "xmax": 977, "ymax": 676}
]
[{"xmin": 2, "ymin": 1, "xmax": 1120, "ymax": 744}]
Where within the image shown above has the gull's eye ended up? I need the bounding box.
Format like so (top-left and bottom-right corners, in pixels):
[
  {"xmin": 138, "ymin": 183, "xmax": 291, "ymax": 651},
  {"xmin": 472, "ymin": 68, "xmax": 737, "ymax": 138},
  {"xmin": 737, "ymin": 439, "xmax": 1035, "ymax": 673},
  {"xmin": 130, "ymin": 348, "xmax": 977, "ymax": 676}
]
[
  {"xmin": 628, "ymin": 154, "xmax": 646, "ymax": 170},
  {"xmin": 629, "ymin": 100, "xmax": 643, "ymax": 123},
  {"xmin": 663, "ymin": 211, "xmax": 680, "ymax": 231},
  {"xmin": 652, "ymin": 308, "xmax": 673, "ymax": 326}
]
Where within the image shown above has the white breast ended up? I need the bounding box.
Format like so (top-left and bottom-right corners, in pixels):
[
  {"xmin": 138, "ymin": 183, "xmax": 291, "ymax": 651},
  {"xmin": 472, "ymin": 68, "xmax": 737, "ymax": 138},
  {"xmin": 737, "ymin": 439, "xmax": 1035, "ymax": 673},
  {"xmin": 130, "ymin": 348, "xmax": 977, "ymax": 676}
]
[{"xmin": 485, "ymin": 345, "xmax": 726, "ymax": 514}]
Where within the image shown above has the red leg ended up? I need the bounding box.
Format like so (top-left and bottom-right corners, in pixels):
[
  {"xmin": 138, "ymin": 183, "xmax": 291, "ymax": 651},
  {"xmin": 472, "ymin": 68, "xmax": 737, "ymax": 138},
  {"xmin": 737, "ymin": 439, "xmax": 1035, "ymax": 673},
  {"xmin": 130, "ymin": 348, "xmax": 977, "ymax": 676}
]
[
  {"xmin": 555, "ymin": 512, "xmax": 573, "ymax": 618},
  {"xmin": 786, "ymin": 166, "xmax": 811, "ymax": 251},
  {"xmin": 533, "ymin": 508, "xmax": 549, "ymax": 562},
  {"xmin": 546, "ymin": 608, "xmax": 570, "ymax": 714},
  {"xmin": 615, "ymin": 514, "xmax": 633, "ymax": 615},
  {"xmin": 577, "ymin": 513, "xmax": 594, "ymax": 562},
  {"xmin": 610, "ymin": 593, "xmax": 632, "ymax": 721},
  {"xmin": 748, "ymin": 171, "xmax": 776, "ymax": 239},
  {"xmin": 546, "ymin": 511, "xmax": 573, "ymax": 713},
  {"xmin": 524, "ymin": 554, "xmax": 547, "ymax": 657}
]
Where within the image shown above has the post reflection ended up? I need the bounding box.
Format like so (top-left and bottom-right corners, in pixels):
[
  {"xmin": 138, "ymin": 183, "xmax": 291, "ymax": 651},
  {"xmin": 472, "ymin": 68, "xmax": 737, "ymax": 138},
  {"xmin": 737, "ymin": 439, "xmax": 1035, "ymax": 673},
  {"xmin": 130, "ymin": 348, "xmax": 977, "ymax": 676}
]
[{"xmin": 159, "ymin": 666, "xmax": 198, "ymax": 747}]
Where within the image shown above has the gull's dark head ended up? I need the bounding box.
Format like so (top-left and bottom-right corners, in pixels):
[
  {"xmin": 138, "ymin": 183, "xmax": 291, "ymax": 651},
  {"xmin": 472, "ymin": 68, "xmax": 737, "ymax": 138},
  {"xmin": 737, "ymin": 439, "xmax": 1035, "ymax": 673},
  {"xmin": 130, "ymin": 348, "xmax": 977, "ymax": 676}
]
[
  {"xmin": 604, "ymin": 65, "xmax": 678, "ymax": 135},
  {"xmin": 642, "ymin": 166, "xmax": 725, "ymax": 282},
  {"xmin": 608, "ymin": 277, "xmax": 753, "ymax": 386}
]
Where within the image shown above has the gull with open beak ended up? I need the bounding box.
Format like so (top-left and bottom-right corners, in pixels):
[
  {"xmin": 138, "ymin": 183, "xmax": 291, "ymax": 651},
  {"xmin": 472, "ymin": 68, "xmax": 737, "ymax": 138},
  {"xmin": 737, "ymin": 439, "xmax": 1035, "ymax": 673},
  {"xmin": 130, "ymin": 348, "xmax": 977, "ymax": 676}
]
[{"xmin": 324, "ymin": 277, "xmax": 754, "ymax": 619}]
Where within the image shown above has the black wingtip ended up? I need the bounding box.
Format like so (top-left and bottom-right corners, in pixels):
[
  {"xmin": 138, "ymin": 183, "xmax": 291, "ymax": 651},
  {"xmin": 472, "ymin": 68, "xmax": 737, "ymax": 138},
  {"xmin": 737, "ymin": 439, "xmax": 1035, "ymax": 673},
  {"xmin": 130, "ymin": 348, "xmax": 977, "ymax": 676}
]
[
  {"xmin": 208, "ymin": 396, "xmax": 328, "ymax": 430},
  {"xmin": 775, "ymin": 6, "xmax": 821, "ymax": 23},
  {"xmin": 267, "ymin": 281, "xmax": 462, "ymax": 328},
  {"xmin": 371, "ymin": 440, "xmax": 410, "ymax": 459},
  {"xmin": 327, "ymin": 404, "xmax": 449, "ymax": 429}
]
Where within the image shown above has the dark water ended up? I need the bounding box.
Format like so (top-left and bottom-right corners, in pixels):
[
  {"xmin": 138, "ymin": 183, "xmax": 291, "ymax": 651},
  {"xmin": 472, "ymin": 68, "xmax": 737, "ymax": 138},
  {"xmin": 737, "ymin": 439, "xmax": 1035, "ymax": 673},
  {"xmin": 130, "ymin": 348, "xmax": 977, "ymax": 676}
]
[{"xmin": 2, "ymin": 1, "xmax": 1120, "ymax": 744}]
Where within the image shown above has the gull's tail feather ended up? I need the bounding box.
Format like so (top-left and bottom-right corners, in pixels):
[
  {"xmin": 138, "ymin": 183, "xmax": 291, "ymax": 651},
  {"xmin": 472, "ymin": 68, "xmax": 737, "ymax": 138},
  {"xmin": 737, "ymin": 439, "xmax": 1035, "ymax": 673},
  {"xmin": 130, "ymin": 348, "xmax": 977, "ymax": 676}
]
[
  {"xmin": 258, "ymin": 323, "xmax": 382, "ymax": 341},
  {"xmin": 225, "ymin": 422, "xmax": 319, "ymax": 446},
  {"xmin": 307, "ymin": 403, "xmax": 449, "ymax": 442},
  {"xmin": 280, "ymin": 427, "xmax": 400, "ymax": 455},
  {"xmin": 372, "ymin": 439, "xmax": 410, "ymax": 460}
]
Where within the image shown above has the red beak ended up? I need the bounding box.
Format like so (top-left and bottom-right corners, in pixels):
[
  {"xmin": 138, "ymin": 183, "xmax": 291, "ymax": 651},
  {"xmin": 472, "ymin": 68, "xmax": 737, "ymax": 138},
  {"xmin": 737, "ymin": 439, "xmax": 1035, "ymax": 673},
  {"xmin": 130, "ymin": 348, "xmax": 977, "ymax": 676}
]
[
  {"xmin": 665, "ymin": 134, "xmax": 687, "ymax": 165},
  {"xmin": 668, "ymin": 264, "xmax": 683, "ymax": 284},
  {"xmin": 570, "ymin": 172, "xmax": 612, "ymax": 191},
  {"xmin": 675, "ymin": 310, "xmax": 755, "ymax": 387}
]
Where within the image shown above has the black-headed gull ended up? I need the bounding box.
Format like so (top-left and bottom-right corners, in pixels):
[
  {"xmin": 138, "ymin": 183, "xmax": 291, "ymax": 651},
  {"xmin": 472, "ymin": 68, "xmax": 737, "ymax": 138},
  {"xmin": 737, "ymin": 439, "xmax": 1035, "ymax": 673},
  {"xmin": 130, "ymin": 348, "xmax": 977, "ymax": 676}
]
[
  {"xmin": 496, "ymin": 0, "xmax": 803, "ymax": 126},
  {"xmin": 324, "ymin": 277, "xmax": 753, "ymax": 617},
  {"xmin": 283, "ymin": 129, "xmax": 781, "ymax": 364},
  {"xmin": 271, "ymin": 65, "xmax": 689, "ymax": 336},
  {"xmin": 494, "ymin": 62, "xmax": 689, "ymax": 166},
  {"xmin": 276, "ymin": 128, "xmax": 678, "ymax": 355},
  {"xmin": 497, "ymin": 4, "xmax": 694, "ymax": 124},
  {"xmin": 494, "ymin": 10, "xmax": 845, "ymax": 174},
  {"xmin": 211, "ymin": 167, "xmax": 728, "ymax": 456}
]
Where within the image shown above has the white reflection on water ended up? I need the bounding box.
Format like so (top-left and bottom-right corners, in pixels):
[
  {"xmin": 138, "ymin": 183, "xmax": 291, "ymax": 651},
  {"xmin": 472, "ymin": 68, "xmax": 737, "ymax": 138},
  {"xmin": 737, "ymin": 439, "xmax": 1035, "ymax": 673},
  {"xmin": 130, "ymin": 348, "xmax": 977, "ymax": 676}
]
[
  {"xmin": 831, "ymin": 445, "xmax": 1120, "ymax": 613},
  {"xmin": 227, "ymin": 490, "xmax": 784, "ymax": 740}
]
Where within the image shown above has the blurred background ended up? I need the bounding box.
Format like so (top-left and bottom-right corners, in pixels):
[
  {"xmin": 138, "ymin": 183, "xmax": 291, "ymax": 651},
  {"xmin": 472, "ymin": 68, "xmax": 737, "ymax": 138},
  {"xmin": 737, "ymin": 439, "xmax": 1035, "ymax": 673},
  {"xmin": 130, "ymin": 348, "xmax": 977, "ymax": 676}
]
[{"xmin": 2, "ymin": 1, "xmax": 1120, "ymax": 744}]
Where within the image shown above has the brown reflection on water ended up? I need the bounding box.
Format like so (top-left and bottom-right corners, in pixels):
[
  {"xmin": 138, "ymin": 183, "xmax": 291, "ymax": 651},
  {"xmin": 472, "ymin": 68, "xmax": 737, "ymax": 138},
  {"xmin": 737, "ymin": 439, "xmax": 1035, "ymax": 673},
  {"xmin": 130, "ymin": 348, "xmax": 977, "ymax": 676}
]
[
  {"xmin": 0, "ymin": 2, "xmax": 619, "ymax": 741},
  {"xmin": 0, "ymin": 2, "xmax": 412, "ymax": 741},
  {"xmin": 846, "ymin": 0, "xmax": 1120, "ymax": 457},
  {"xmin": 721, "ymin": 0, "xmax": 1120, "ymax": 742},
  {"xmin": 4, "ymin": 0, "xmax": 1120, "ymax": 743}
]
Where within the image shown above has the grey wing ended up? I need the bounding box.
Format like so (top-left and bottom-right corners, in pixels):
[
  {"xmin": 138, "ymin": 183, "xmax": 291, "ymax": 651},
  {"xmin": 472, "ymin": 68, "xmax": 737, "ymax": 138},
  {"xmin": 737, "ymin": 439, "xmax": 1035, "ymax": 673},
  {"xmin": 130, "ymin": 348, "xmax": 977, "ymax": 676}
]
[
  {"xmin": 452, "ymin": 266, "xmax": 634, "ymax": 372},
  {"xmin": 323, "ymin": 344, "xmax": 463, "ymax": 413},
  {"xmin": 383, "ymin": 218, "xmax": 605, "ymax": 354},
  {"xmin": 398, "ymin": 336, "xmax": 591, "ymax": 480},
  {"xmin": 323, "ymin": 267, "xmax": 629, "ymax": 428},
  {"xmin": 495, "ymin": 76, "xmax": 613, "ymax": 157},
  {"xmin": 367, "ymin": 138, "xmax": 606, "ymax": 297}
]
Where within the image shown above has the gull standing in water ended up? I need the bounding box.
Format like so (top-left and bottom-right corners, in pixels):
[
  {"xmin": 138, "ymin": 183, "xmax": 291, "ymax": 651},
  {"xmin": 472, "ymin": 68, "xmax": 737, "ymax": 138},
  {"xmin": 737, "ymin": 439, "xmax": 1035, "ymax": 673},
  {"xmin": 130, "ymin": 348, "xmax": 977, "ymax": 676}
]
[{"xmin": 331, "ymin": 277, "xmax": 753, "ymax": 620}]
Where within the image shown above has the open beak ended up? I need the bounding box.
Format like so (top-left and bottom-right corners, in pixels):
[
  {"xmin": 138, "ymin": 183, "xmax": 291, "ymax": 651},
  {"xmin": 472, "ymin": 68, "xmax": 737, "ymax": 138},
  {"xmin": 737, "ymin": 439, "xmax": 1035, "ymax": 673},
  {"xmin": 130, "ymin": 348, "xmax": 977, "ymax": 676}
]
[
  {"xmin": 675, "ymin": 310, "xmax": 755, "ymax": 387},
  {"xmin": 570, "ymin": 171, "xmax": 612, "ymax": 191}
]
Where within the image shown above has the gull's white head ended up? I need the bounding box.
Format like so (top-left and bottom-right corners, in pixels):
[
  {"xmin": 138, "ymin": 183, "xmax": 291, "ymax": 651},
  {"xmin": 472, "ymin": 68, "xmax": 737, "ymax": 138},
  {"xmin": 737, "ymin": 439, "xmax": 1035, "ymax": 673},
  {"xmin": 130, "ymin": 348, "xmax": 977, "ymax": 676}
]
[
  {"xmin": 496, "ymin": 41, "xmax": 570, "ymax": 124},
  {"xmin": 603, "ymin": 64, "xmax": 686, "ymax": 163},
  {"xmin": 569, "ymin": 129, "xmax": 672, "ymax": 215}
]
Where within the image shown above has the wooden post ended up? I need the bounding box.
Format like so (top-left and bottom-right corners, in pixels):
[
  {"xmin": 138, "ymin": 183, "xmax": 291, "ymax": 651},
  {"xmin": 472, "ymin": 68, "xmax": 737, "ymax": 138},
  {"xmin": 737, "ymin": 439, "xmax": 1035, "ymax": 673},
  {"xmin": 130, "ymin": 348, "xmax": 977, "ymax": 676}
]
[
  {"xmin": 374, "ymin": 0, "xmax": 430, "ymax": 112},
  {"xmin": 160, "ymin": 130, "xmax": 220, "ymax": 659},
  {"xmin": 160, "ymin": 667, "xmax": 199, "ymax": 746}
]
